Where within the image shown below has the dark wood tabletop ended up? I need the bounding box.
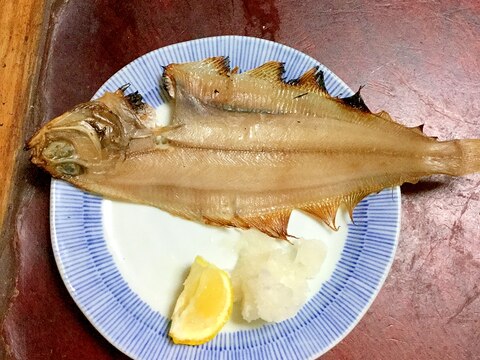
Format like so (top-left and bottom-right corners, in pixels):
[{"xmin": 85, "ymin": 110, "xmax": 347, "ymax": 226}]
[{"xmin": 1, "ymin": 1, "xmax": 479, "ymax": 359}]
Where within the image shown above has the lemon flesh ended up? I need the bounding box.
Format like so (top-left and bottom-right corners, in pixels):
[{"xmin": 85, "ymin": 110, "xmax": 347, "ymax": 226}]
[{"xmin": 169, "ymin": 256, "xmax": 233, "ymax": 345}]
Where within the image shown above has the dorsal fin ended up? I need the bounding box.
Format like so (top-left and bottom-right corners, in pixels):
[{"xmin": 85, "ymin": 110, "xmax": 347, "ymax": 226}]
[
  {"xmin": 410, "ymin": 124, "xmax": 423, "ymax": 135},
  {"xmin": 241, "ymin": 61, "xmax": 285, "ymax": 83},
  {"xmin": 409, "ymin": 123, "xmax": 431, "ymax": 137},
  {"xmin": 375, "ymin": 110, "xmax": 395, "ymax": 122},
  {"xmin": 376, "ymin": 116, "xmax": 434, "ymax": 139},
  {"xmin": 375, "ymin": 111, "xmax": 432, "ymax": 138},
  {"xmin": 339, "ymin": 86, "xmax": 370, "ymax": 113},
  {"xmin": 198, "ymin": 56, "xmax": 231, "ymax": 75},
  {"xmin": 289, "ymin": 67, "xmax": 329, "ymax": 94},
  {"xmin": 162, "ymin": 57, "xmax": 231, "ymax": 93}
]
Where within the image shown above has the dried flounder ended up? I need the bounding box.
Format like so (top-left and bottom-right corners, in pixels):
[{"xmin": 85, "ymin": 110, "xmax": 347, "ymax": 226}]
[{"xmin": 28, "ymin": 57, "xmax": 480, "ymax": 239}]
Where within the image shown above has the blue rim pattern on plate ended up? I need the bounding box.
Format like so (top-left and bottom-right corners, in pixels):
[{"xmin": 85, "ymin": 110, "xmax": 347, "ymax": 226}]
[{"xmin": 51, "ymin": 36, "xmax": 400, "ymax": 360}]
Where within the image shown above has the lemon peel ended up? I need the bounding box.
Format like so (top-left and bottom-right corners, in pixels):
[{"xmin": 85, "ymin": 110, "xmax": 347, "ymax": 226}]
[{"xmin": 169, "ymin": 256, "xmax": 233, "ymax": 345}]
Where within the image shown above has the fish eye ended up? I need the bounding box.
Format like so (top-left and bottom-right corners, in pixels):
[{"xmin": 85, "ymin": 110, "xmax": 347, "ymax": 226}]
[
  {"xmin": 42, "ymin": 141, "xmax": 75, "ymax": 160},
  {"xmin": 56, "ymin": 162, "xmax": 83, "ymax": 176}
]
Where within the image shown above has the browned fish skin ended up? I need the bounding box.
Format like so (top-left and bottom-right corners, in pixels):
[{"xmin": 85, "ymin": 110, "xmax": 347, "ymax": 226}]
[{"xmin": 28, "ymin": 57, "xmax": 480, "ymax": 239}]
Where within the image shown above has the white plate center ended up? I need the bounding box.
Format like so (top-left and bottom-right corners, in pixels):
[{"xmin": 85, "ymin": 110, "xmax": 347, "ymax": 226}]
[{"xmin": 102, "ymin": 199, "xmax": 348, "ymax": 331}]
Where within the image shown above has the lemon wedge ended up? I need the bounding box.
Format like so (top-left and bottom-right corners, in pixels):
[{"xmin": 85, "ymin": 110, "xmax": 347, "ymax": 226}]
[{"xmin": 169, "ymin": 256, "xmax": 233, "ymax": 345}]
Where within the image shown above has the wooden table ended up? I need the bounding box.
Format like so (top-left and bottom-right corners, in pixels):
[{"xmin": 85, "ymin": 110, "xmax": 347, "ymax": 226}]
[{"xmin": 1, "ymin": 1, "xmax": 479, "ymax": 359}]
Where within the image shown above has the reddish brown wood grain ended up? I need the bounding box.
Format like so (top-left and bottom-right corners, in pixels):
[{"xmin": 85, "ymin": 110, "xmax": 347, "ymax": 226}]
[{"xmin": 2, "ymin": 0, "xmax": 479, "ymax": 359}]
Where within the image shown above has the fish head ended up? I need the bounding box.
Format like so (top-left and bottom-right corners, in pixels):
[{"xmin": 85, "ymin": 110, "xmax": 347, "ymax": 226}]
[{"xmin": 27, "ymin": 89, "xmax": 155, "ymax": 180}]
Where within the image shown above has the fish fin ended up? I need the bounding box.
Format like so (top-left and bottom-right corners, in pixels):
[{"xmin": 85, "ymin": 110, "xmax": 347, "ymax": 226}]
[
  {"xmin": 125, "ymin": 91, "xmax": 145, "ymax": 110},
  {"xmin": 376, "ymin": 110, "xmax": 395, "ymax": 122},
  {"xmin": 409, "ymin": 124, "xmax": 429, "ymax": 137},
  {"xmin": 231, "ymin": 66, "xmax": 240, "ymax": 74},
  {"xmin": 197, "ymin": 56, "xmax": 231, "ymax": 75},
  {"xmin": 289, "ymin": 67, "xmax": 329, "ymax": 94},
  {"xmin": 164, "ymin": 56, "xmax": 230, "ymax": 80},
  {"xmin": 237, "ymin": 211, "xmax": 291, "ymax": 239},
  {"xmin": 203, "ymin": 211, "xmax": 291, "ymax": 240},
  {"xmin": 202, "ymin": 216, "xmax": 228, "ymax": 227},
  {"xmin": 241, "ymin": 61, "xmax": 285, "ymax": 83},
  {"xmin": 415, "ymin": 124, "xmax": 424, "ymax": 132},
  {"xmin": 343, "ymin": 192, "xmax": 370, "ymax": 222},
  {"xmin": 377, "ymin": 111, "xmax": 431, "ymax": 138},
  {"xmin": 339, "ymin": 86, "xmax": 371, "ymax": 113},
  {"xmin": 151, "ymin": 124, "xmax": 183, "ymax": 135},
  {"xmin": 300, "ymin": 192, "xmax": 370, "ymax": 228},
  {"xmin": 301, "ymin": 201, "xmax": 340, "ymax": 230}
]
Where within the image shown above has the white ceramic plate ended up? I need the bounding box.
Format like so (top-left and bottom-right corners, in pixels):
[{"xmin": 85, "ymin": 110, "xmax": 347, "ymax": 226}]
[{"xmin": 51, "ymin": 36, "xmax": 400, "ymax": 360}]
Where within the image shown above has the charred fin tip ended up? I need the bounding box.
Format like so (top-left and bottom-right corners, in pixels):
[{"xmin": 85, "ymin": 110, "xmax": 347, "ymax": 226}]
[
  {"xmin": 117, "ymin": 84, "xmax": 145, "ymax": 109},
  {"xmin": 286, "ymin": 66, "xmax": 329, "ymax": 94},
  {"xmin": 125, "ymin": 91, "xmax": 144, "ymax": 109},
  {"xmin": 339, "ymin": 85, "xmax": 371, "ymax": 113},
  {"xmin": 118, "ymin": 83, "xmax": 131, "ymax": 93}
]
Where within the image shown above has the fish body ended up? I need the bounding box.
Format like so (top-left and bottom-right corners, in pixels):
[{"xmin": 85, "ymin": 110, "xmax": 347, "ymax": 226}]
[{"xmin": 28, "ymin": 57, "xmax": 480, "ymax": 239}]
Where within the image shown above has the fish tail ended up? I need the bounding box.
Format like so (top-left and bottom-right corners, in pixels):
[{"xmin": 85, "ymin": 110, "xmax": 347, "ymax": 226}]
[{"xmin": 432, "ymin": 139, "xmax": 480, "ymax": 176}]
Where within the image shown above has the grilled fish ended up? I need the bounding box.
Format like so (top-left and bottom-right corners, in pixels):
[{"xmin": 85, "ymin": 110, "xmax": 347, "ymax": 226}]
[{"xmin": 28, "ymin": 57, "xmax": 480, "ymax": 239}]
